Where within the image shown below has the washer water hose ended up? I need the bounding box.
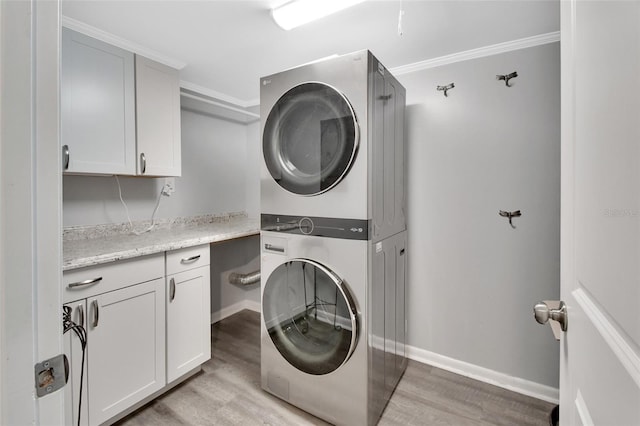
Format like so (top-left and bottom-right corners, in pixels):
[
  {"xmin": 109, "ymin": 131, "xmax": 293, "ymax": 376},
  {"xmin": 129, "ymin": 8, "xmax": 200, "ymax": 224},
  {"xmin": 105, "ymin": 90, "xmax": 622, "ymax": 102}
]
[{"xmin": 229, "ymin": 270, "xmax": 261, "ymax": 286}]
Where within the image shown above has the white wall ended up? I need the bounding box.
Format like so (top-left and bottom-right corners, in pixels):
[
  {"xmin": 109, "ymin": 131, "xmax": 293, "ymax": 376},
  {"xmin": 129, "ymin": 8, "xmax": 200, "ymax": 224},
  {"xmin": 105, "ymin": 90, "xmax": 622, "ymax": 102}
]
[{"xmin": 399, "ymin": 42, "xmax": 560, "ymax": 390}]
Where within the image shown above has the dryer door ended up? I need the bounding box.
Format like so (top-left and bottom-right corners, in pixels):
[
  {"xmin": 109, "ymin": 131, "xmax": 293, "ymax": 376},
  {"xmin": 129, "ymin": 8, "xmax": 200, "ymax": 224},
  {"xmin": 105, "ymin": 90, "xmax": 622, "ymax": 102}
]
[
  {"xmin": 263, "ymin": 82, "xmax": 359, "ymax": 196},
  {"xmin": 262, "ymin": 258, "xmax": 359, "ymax": 375}
]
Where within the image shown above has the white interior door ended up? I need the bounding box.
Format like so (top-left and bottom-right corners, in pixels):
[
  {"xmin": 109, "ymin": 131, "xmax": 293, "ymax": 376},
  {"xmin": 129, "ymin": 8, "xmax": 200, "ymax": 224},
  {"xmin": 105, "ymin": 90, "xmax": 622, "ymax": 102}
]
[
  {"xmin": 1, "ymin": 0, "xmax": 63, "ymax": 424},
  {"xmin": 561, "ymin": 1, "xmax": 640, "ymax": 424}
]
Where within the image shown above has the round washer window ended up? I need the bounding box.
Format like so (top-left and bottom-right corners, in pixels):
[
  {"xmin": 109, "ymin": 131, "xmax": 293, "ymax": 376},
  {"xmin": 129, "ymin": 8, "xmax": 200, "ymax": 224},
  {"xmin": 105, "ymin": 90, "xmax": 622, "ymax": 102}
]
[
  {"xmin": 262, "ymin": 259, "xmax": 359, "ymax": 375},
  {"xmin": 263, "ymin": 82, "xmax": 359, "ymax": 196}
]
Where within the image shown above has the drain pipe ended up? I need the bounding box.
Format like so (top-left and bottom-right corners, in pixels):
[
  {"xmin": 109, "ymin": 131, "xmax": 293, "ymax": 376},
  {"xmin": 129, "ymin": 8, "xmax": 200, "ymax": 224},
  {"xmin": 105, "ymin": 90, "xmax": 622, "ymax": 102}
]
[{"xmin": 229, "ymin": 270, "xmax": 261, "ymax": 286}]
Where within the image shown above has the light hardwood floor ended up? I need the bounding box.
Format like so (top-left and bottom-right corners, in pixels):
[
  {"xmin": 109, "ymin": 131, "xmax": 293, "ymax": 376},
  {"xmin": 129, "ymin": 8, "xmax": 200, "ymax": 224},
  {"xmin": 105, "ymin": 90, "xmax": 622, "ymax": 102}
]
[{"xmin": 117, "ymin": 310, "xmax": 555, "ymax": 426}]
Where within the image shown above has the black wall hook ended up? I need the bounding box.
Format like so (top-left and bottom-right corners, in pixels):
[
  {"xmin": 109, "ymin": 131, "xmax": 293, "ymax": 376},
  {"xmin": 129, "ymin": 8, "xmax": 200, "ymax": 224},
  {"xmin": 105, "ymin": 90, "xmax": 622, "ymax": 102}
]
[
  {"xmin": 496, "ymin": 71, "xmax": 518, "ymax": 87},
  {"xmin": 499, "ymin": 210, "xmax": 522, "ymax": 228},
  {"xmin": 436, "ymin": 83, "xmax": 455, "ymax": 97}
]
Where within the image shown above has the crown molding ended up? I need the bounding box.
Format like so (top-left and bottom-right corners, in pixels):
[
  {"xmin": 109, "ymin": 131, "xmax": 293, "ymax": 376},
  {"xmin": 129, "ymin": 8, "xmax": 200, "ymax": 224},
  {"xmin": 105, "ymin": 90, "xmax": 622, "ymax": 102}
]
[
  {"xmin": 61, "ymin": 24, "xmax": 559, "ymax": 110},
  {"xmin": 390, "ymin": 31, "xmax": 560, "ymax": 76},
  {"xmin": 61, "ymin": 16, "xmax": 187, "ymax": 70}
]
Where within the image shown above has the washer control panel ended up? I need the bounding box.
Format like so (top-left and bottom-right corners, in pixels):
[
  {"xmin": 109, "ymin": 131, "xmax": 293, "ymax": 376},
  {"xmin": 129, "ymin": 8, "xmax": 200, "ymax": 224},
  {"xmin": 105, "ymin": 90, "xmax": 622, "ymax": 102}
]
[{"xmin": 261, "ymin": 214, "xmax": 370, "ymax": 240}]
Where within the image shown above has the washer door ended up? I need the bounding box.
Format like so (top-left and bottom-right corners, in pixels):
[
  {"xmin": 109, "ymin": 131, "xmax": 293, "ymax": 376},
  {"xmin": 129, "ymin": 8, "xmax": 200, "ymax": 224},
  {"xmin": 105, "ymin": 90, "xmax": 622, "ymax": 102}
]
[
  {"xmin": 262, "ymin": 259, "xmax": 359, "ymax": 375},
  {"xmin": 263, "ymin": 82, "xmax": 359, "ymax": 196}
]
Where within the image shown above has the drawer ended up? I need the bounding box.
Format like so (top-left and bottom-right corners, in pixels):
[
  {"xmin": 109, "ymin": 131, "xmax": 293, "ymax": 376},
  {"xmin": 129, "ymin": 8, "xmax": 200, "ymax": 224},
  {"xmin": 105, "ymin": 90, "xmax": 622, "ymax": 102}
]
[
  {"xmin": 63, "ymin": 253, "xmax": 164, "ymax": 303},
  {"xmin": 166, "ymin": 244, "xmax": 210, "ymax": 275}
]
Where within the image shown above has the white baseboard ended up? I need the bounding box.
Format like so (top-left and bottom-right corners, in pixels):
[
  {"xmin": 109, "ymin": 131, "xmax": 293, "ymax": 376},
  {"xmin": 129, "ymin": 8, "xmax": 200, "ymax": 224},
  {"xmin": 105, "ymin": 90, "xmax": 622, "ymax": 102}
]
[
  {"xmin": 406, "ymin": 345, "xmax": 559, "ymax": 404},
  {"xmin": 209, "ymin": 306, "xmax": 558, "ymax": 404},
  {"xmin": 211, "ymin": 300, "xmax": 261, "ymax": 324}
]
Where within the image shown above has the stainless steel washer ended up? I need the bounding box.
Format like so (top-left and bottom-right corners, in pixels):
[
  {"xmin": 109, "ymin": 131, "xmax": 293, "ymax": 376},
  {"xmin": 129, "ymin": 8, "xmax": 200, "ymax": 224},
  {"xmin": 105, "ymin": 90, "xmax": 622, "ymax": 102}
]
[{"xmin": 260, "ymin": 216, "xmax": 407, "ymax": 426}]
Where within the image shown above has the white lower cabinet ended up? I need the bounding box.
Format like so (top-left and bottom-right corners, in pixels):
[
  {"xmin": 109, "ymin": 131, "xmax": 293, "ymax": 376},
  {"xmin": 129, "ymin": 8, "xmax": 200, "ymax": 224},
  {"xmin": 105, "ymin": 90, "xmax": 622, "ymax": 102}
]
[
  {"xmin": 166, "ymin": 245, "xmax": 211, "ymax": 383},
  {"xmin": 63, "ymin": 246, "xmax": 212, "ymax": 425},
  {"xmin": 88, "ymin": 278, "xmax": 166, "ymax": 425}
]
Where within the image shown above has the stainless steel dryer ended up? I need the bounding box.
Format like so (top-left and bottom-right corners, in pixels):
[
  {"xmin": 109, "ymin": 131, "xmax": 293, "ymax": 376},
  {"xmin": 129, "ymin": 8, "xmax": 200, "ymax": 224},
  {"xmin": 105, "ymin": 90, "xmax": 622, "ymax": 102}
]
[
  {"xmin": 260, "ymin": 215, "xmax": 407, "ymax": 426},
  {"xmin": 260, "ymin": 50, "xmax": 406, "ymax": 242}
]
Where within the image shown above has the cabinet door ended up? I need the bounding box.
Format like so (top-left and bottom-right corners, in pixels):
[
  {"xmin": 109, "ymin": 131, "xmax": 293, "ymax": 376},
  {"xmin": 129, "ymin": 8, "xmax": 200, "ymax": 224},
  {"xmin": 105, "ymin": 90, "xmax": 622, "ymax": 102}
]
[
  {"xmin": 61, "ymin": 28, "xmax": 136, "ymax": 175},
  {"xmin": 135, "ymin": 55, "xmax": 182, "ymax": 177},
  {"xmin": 167, "ymin": 265, "xmax": 211, "ymax": 382},
  {"xmin": 87, "ymin": 278, "xmax": 165, "ymax": 425},
  {"xmin": 63, "ymin": 301, "xmax": 89, "ymax": 426}
]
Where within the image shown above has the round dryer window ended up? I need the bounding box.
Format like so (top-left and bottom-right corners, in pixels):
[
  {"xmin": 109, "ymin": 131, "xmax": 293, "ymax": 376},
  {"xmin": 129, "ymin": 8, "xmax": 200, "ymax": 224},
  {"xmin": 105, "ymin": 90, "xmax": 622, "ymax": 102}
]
[
  {"xmin": 262, "ymin": 259, "xmax": 359, "ymax": 375},
  {"xmin": 263, "ymin": 82, "xmax": 359, "ymax": 196}
]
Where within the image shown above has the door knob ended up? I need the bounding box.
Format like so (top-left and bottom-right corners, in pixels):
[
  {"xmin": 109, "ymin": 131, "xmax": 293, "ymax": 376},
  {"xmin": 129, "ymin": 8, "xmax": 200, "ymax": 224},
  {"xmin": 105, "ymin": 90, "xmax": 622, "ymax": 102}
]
[{"xmin": 533, "ymin": 300, "xmax": 567, "ymax": 332}]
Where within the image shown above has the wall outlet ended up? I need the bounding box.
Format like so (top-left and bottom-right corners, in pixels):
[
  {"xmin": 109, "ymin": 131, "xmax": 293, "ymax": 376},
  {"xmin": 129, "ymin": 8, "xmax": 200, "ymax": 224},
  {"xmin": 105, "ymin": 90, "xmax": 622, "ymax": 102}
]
[{"xmin": 162, "ymin": 178, "xmax": 175, "ymax": 196}]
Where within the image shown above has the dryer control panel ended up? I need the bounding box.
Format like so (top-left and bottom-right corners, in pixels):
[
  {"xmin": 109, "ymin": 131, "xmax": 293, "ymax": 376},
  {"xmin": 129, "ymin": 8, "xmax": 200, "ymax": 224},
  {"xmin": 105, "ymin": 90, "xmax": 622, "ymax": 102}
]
[{"xmin": 261, "ymin": 214, "xmax": 370, "ymax": 240}]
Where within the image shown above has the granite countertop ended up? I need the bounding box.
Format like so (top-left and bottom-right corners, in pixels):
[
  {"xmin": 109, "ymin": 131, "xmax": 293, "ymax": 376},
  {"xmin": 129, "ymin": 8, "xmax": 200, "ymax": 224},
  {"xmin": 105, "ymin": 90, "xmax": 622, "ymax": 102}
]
[{"xmin": 63, "ymin": 214, "xmax": 259, "ymax": 271}]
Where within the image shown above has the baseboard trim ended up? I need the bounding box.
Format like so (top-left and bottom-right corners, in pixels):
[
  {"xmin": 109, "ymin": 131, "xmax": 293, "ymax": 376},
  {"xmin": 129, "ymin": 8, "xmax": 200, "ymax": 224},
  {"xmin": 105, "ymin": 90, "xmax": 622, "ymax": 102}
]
[
  {"xmin": 406, "ymin": 345, "xmax": 559, "ymax": 404},
  {"xmin": 211, "ymin": 300, "xmax": 261, "ymax": 324},
  {"xmin": 210, "ymin": 307, "xmax": 558, "ymax": 403}
]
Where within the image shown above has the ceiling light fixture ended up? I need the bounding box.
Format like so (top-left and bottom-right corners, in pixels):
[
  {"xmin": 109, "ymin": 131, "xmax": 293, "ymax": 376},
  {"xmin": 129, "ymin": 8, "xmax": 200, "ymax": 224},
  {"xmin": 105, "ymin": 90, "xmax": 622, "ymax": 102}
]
[{"xmin": 271, "ymin": 0, "xmax": 366, "ymax": 31}]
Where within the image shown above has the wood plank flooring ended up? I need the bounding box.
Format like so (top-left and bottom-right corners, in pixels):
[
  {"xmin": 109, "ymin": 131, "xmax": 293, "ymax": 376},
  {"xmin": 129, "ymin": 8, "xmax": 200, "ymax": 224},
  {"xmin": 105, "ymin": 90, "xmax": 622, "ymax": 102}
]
[{"xmin": 117, "ymin": 310, "xmax": 555, "ymax": 426}]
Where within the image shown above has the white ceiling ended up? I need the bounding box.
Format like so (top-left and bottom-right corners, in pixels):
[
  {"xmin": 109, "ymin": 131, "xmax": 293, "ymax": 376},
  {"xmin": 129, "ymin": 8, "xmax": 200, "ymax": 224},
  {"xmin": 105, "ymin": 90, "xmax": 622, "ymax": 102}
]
[{"xmin": 62, "ymin": 0, "xmax": 559, "ymax": 106}]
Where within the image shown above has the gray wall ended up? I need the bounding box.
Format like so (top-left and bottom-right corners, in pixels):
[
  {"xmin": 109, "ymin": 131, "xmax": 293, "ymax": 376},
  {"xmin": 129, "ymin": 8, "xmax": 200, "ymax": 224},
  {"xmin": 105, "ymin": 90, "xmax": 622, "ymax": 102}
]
[
  {"xmin": 398, "ymin": 42, "xmax": 560, "ymax": 388},
  {"xmin": 245, "ymin": 121, "xmax": 260, "ymax": 219},
  {"xmin": 63, "ymin": 108, "xmax": 261, "ymax": 317},
  {"xmin": 63, "ymin": 109, "xmax": 249, "ymax": 226}
]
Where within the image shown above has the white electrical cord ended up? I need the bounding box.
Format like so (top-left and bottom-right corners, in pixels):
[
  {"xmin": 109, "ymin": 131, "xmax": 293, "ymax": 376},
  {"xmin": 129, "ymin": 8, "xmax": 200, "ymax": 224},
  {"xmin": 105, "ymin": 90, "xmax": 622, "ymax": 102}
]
[{"xmin": 114, "ymin": 175, "xmax": 163, "ymax": 235}]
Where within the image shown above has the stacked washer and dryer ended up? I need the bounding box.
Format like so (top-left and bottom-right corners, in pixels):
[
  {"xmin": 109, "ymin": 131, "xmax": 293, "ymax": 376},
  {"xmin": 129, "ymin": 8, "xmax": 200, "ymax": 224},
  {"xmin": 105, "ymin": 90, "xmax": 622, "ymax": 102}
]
[{"xmin": 259, "ymin": 50, "xmax": 407, "ymax": 426}]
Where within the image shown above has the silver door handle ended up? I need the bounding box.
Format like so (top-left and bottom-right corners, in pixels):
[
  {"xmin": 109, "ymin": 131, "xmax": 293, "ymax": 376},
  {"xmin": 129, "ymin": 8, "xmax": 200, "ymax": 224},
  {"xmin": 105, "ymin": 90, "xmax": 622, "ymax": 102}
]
[
  {"xmin": 68, "ymin": 276, "xmax": 102, "ymax": 289},
  {"xmin": 63, "ymin": 145, "xmax": 70, "ymax": 170},
  {"xmin": 180, "ymin": 255, "xmax": 200, "ymax": 264},
  {"xmin": 169, "ymin": 277, "xmax": 176, "ymax": 302},
  {"xmin": 533, "ymin": 300, "xmax": 567, "ymax": 331},
  {"xmin": 91, "ymin": 300, "xmax": 99, "ymax": 328},
  {"xmin": 77, "ymin": 304, "xmax": 85, "ymax": 328},
  {"xmin": 140, "ymin": 152, "xmax": 146, "ymax": 174}
]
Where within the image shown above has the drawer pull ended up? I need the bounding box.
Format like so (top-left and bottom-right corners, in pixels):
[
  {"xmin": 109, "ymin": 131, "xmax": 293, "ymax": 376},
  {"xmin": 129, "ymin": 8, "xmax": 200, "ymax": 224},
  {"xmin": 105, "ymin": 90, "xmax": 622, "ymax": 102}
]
[
  {"xmin": 170, "ymin": 277, "xmax": 176, "ymax": 302},
  {"xmin": 68, "ymin": 277, "xmax": 102, "ymax": 289},
  {"xmin": 180, "ymin": 255, "xmax": 201, "ymax": 264},
  {"xmin": 91, "ymin": 300, "xmax": 99, "ymax": 328}
]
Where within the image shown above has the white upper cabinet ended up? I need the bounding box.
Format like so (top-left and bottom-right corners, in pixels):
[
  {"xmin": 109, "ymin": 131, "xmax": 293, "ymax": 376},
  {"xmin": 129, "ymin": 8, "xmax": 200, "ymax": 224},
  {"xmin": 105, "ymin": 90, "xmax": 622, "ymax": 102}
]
[
  {"xmin": 61, "ymin": 28, "xmax": 136, "ymax": 175},
  {"xmin": 135, "ymin": 56, "xmax": 182, "ymax": 177},
  {"xmin": 61, "ymin": 28, "xmax": 182, "ymax": 177}
]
